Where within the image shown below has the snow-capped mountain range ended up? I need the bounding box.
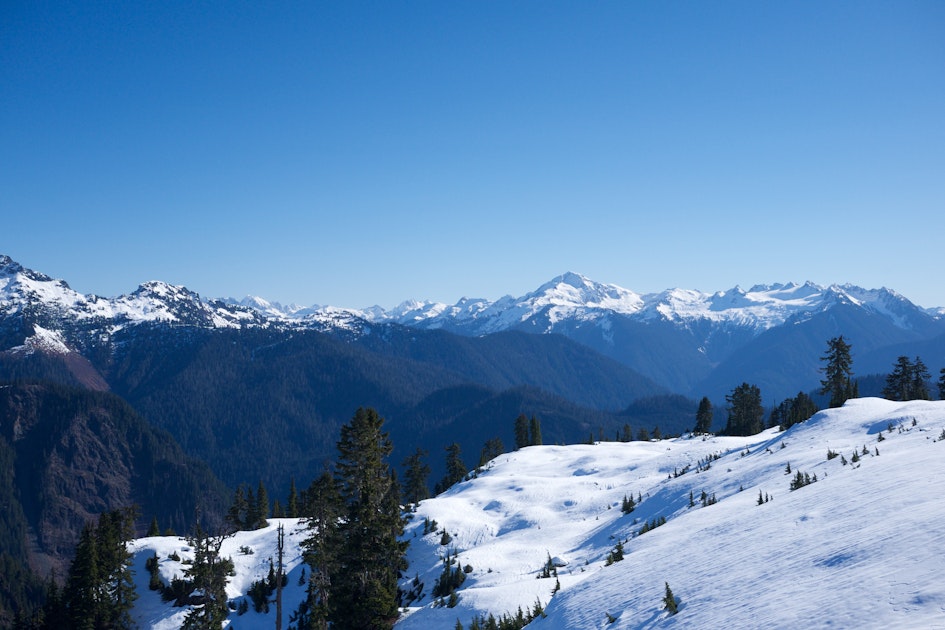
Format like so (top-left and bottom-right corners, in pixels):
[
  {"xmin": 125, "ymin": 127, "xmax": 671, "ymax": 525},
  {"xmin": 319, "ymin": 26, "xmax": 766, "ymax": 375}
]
[
  {"xmin": 2, "ymin": 254, "xmax": 939, "ymax": 337},
  {"xmin": 129, "ymin": 398, "xmax": 945, "ymax": 628},
  {"xmin": 3, "ymin": 254, "xmax": 944, "ymax": 400}
]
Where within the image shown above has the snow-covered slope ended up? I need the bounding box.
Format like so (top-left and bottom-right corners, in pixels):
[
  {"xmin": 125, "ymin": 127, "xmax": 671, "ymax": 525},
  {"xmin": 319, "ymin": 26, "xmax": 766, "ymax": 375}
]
[{"xmin": 128, "ymin": 398, "xmax": 945, "ymax": 628}]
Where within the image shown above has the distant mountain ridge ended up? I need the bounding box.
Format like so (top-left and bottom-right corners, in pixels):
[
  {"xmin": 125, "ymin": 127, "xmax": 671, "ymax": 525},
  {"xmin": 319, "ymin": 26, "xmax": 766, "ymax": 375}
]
[{"xmin": 3, "ymin": 254, "xmax": 944, "ymax": 402}]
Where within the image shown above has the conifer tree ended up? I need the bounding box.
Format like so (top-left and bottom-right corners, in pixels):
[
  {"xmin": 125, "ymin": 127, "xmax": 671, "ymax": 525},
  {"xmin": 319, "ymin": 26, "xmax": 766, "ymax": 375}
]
[
  {"xmin": 529, "ymin": 416, "xmax": 543, "ymax": 446},
  {"xmin": 820, "ymin": 336, "xmax": 856, "ymax": 408},
  {"xmin": 63, "ymin": 507, "xmax": 138, "ymax": 630},
  {"xmin": 181, "ymin": 525, "xmax": 231, "ymax": 630},
  {"xmin": 402, "ymin": 448, "xmax": 431, "ymax": 506},
  {"xmin": 911, "ymin": 356, "xmax": 931, "ymax": 400},
  {"xmin": 939, "ymin": 367, "xmax": 945, "ymax": 400},
  {"xmin": 332, "ymin": 407, "xmax": 406, "ymax": 630},
  {"xmin": 287, "ymin": 478, "xmax": 299, "ymax": 518},
  {"xmin": 663, "ymin": 582, "xmax": 678, "ymax": 615},
  {"xmin": 255, "ymin": 480, "xmax": 270, "ymax": 529},
  {"xmin": 227, "ymin": 485, "xmax": 248, "ymax": 530},
  {"xmin": 296, "ymin": 471, "xmax": 342, "ymax": 630},
  {"xmin": 514, "ymin": 414, "xmax": 529, "ymax": 450},
  {"xmin": 436, "ymin": 443, "xmax": 468, "ymax": 494},
  {"xmin": 64, "ymin": 525, "xmax": 99, "ymax": 630},
  {"xmin": 724, "ymin": 383, "xmax": 764, "ymax": 436},
  {"xmin": 694, "ymin": 397, "xmax": 713, "ymax": 434},
  {"xmin": 147, "ymin": 516, "xmax": 161, "ymax": 537}
]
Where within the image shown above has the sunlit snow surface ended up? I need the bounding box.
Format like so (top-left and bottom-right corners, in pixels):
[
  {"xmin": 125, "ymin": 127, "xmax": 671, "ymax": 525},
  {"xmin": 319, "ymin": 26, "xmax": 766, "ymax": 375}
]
[{"xmin": 129, "ymin": 399, "xmax": 945, "ymax": 628}]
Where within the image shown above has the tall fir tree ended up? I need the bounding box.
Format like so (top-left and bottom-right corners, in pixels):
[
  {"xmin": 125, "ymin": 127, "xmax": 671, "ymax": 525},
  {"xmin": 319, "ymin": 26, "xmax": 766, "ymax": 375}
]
[
  {"xmin": 287, "ymin": 478, "xmax": 299, "ymax": 519},
  {"xmin": 939, "ymin": 367, "xmax": 945, "ymax": 400},
  {"xmin": 436, "ymin": 443, "xmax": 468, "ymax": 495},
  {"xmin": 528, "ymin": 416, "xmax": 543, "ymax": 446},
  {"xmin": 401, "ymin": 448, "xmax": 431, "ymax": 506},
  {"xmin": 332, "ymin": 408, "xmax": 406, "ymax": 630},
  {"xmin": 296, "ymin": 471, "xmax": 342, "ymax": 630},
  {"xmin": 181, "ymin": 525, "xmax": 231, "ymax": 630},
  {"xmin": 911, "ymin": 356, "xmax": 931, "ymax": 400},
  {"xmin": 255, "ymin": 480, "xmax": 270, "ymax": 529},
  {"xmin": 694, "ymin": 396, "xmax": 713, "ymax": 434},
  {"xmin": 64, "ymin": 525, "xmax": 99, "ymax": 630},
  {"xmin": 513, "ymin": 414, "xmax": 529, "ymax": 450},
  {"xmin": 724, "ymin": 383, "xmax": 764, "ymax": 436},
  {"xmin": 62, "ymin": 507, "xmax": 138, "ymax": 630},
  {"xmin": 819, "ymin": 336, "xmax": 856, "ymax": 408}
]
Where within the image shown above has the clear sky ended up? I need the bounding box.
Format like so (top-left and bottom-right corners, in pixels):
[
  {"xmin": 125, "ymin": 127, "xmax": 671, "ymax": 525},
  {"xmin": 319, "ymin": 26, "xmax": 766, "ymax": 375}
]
[{"xmin": 2, "ymin": 2, "xmax": 943, "ymax": 309}]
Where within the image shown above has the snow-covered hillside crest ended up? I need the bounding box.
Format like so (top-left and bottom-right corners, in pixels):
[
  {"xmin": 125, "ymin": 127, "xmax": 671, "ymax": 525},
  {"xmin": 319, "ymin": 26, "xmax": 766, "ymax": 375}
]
[{"xmin": 128, "ymin": 399, "xmax": 945, "ymax": 629}]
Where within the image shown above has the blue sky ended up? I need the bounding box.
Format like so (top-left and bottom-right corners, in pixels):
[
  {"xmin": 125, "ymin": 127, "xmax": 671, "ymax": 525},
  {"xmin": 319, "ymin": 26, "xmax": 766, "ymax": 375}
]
[{"xmin": 3, "ymin": 2, "xmax": 943, "ymax": 308}]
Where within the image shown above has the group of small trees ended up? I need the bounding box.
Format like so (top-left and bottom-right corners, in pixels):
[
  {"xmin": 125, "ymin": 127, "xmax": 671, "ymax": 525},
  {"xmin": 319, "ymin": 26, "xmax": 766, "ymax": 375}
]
[
  {"xmin": 25, "ymin": 507, "xmax": 138, "ymax": 629},
  {"xmin": 883, "ymin": 356, "xmax": 932, "ymax": 401},
  {"xmin": 514, "ymin": 414, "xmax": 543, "ymax": 449}
]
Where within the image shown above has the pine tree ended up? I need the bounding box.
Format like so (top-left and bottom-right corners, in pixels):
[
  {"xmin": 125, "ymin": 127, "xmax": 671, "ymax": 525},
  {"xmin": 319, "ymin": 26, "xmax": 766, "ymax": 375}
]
[
  {"xmin": 529, "ymin": 416, "xmax": 543, "ymax": 446},
  {"xmin": 255, "ymin": 480, "xmax": 270, "ymax": 529},
  {"xmin": 911, "ymin": 356, "xmax": 931, "ymax": 400},
  {"xmin": 663, "ymin": 582, "xmax": 678, "ymax": 615},
  {"xmin": 820, "ymin": 336, "xmax": 856, "ymax": 408},
  {"xmin": 514, "ymin": 414, "xmax": 530, "ymax": 450},
  {"xmin": 436, "ymin": 443, "xmax": 468, "ymax": 495},
  {"xmin": 402, "ymin": 448, "xmax": 431, "ymax": 506},
  {"xmin": 64, "ymin": 525, "xmax": 99, "ymax": 630},
  {"xmin": 724, "ymin": 383, "xmax": 764, "ymax": 436},
  {"xmin": 147, "ymin": 516, "xmax": 161, "ymax": 537},
  {"xmin": 296, "ymin": 471, "xmax": 342, "ymax": 630},
  {"xmin": 884, "ymin": 356, "xmax": 914, "ymax": 401},
  {"xmin": 620, "ymin": 423, "xmax": 633, "ymax": 442},
  {"xmin": 287, "ymin": 478, "xmax": 299, "ymax": 518},
  {"xmin": 939, "ymin": 367, "xmax": 945, "ymax": 400},
  {"xmin": 227, "ymin": 485, "xmax": 248, "ymax": 530},
  {"xmin": 181, "ymin": 525, "xmax": 231, "ymax": 630},
  {"xmin": 63, "ymin": 507, "xmax": 139, "ymax": 630},
  {"xmin": 694, "ymin": 397, "xmax": 713, "ymax": 434},
  {"xmin": 332, "ymin": 408, "xmax": 406, "ymax": 630}
]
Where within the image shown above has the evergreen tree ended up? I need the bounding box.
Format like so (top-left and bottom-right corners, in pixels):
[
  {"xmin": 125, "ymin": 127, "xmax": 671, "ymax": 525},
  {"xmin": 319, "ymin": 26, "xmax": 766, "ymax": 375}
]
[
  {"xmin": 255, "ymin": 480, "xmax": 270, "ymax": 529},
  {"xmin": 939, "ymin": 367, "xmax": 945, "ymax": 400},
  {"xmin": 820, "ymin": 336, "xmax": 856, "ymax": 408},
  {"xmin": 663, "ymin": 582, "xmax": 678, "ymax": 615},
  {"xmin": 226, "ymin": 485, "xmax": 247, "ymax": 530},
  {"xmin": 181, "ymin": 525, "xmax": 231, "ymax": 630},
  {"xmin": 883, "ymin": 356, "xmax": 914, "ymax": 401},
  {"xmin": 296, "ymin": 471, "xmax": 342, "ymax": 630},
  {"xmin": 724, "ymin": 383, "xmax": 764, "ymax": 436},
  {"xmin": 529, "ymin": 416, "xmax": 543, "ymax": 446},
  {"xmin": 478, "ymin": 437, "xmax": 505, "ymax": 468},
  {"xmin": 514, "ymin": 414, "xmax": 529, "ymax": 450},
  {"xmin": 64, "ymin": 525, "xmax": 99, "ymax": 630},
  {"xmin": 620, "ymin": 423, "xmax": 633, "ymax": 442},
  {"xmin": 63, "ymin": 507, "xmax": 139, "ymax": 630},
  {"xmin": 147, "ymin": 516, "xmax": 161, "ymax": 537},
  {"xmin": 911, "ymin": 356, "xmax": 931, "ymax": 400},
  {"xmin": 882, "ymin": 356, "xmax": 931, "ymax": 401},
  {"xmin": 332, "ymin": 408, "xmax": 406, "ymax": 630},
  {"xmin": 402, "ymin": 448, "xmax": 431, "ymax": 506},
  {"xmin": 436, "ymin": 443, "xmax": 468, "ymax": 495},
  {"xmin": 772, "ymin": 391, "xmax": 818, "ymax": 430},
  {"xmin": 694, "ymin": 397, "xmax": 713, "ymax": 434},
  {"xmin": 287, "ymin": 478, "xmax": 299, "ymax": 519}
]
